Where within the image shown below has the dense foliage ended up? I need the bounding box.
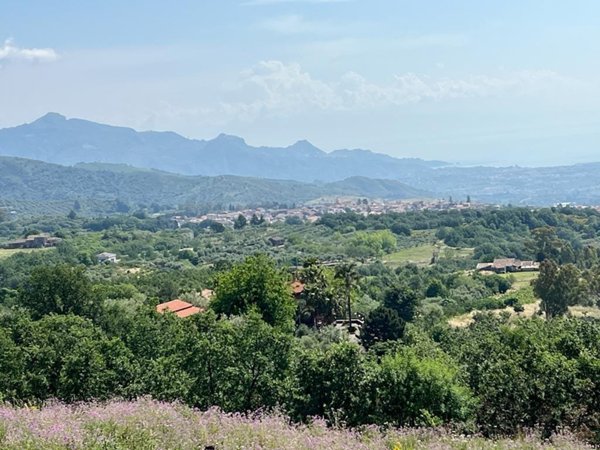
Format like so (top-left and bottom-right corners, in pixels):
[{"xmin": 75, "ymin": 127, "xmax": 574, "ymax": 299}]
[{"xmin": 1, "ymin": 206, "xmax": 600, "ymax": 444}]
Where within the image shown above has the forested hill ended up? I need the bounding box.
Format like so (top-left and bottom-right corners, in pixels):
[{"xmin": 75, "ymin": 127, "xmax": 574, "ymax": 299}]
[
  {"xmin": 0, "ymin": 157, "xmax": 427, "ymax": 215},
  {"xmin": 3, "ymin": 114, "xmax": 600, "ymax": 206},
  {"xmin": 0, "ymin": 113, "xmax": 446, "ymax": 181}
]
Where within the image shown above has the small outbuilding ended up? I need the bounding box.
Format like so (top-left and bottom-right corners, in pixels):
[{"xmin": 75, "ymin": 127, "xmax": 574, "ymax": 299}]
[{"xmin": 97, "ymin": 252, "xmax": 118, "ymax": 264}]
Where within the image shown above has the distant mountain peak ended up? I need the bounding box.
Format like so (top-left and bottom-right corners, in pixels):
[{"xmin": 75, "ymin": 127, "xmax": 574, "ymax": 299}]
[
  {"xmin": 287, "ymin": 139, "xmax": 324, "ymax": 156},
  {"xmin": 213, "ymin": 133, "xmax": 246, "ymax": 146},
  {"xmin": 32, "ymin": 112, "xmax": 67, "ymax": 125},
  {"xmin": 0, "ymin": 113, "xmax": 449, "ymax": 181}
]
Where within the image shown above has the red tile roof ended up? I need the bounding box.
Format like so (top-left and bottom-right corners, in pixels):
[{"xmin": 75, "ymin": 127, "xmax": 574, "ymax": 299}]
[
  {"xmin": 156, "ymin": 299, "xmax": 203, "ymax": 318},
  {"xmin": 175, "ymin": 306, "xmax": 202, "ymax": 318},
  {"xmin": 291, "ymin": 281, "xmax": 305, "ymax": 295}
]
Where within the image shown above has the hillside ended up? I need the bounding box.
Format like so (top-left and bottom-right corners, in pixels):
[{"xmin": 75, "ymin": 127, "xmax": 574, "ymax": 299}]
[
  {"xmin": 0, "ymin": 156, "xmax": 427, "ymax": 215},
  {"xmin": 2, "ymin": 114, "xmax": 600, "ymax": 206}
]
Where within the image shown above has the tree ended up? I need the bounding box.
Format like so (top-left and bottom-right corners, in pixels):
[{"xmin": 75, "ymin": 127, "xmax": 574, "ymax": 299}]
[
  {"xmin": 67, "ymin": 209, "xmax": 77, "ymax": 220},
  {"xmin": 289, "ymin": 343, "xmax": 373, "ymax": 426},
  {"xmin": 234, "ymin": 214, "xmax": 247, "ymax": 229},
  {"xmin": 19, "ymin": 265, "xmax": 102, "ymax": 320},
  {"xmin": 211, "ymin": 254, "xmax": 295, "ymax": 330},
  {"xmin": 18, "ymin": 315, "xmax": 136, "ymax": 401},
  {"xmin": 335, "ymin": 263, "xmax": 359, "ymax": 329},
  {"xmin": 113, "ymin": 199, "xmax": 130, "ymax": 213},
  {"xmin": 534, "ymin": 260, "xmax": 584, "ymax": 319},
  {"xmin": 375, "ymin": 346, "xmax": 475, "ymax": 427},
  {"xmin": 383, "ymin": 283, "xmax": 420, "ymax": 322},
  {"xmin": 209, "ymin": 221, "xmax": 225, "ymax": 233},
  {"xmin": 297, "ymin": 259, "xmax": 341, "ymax": 327},
  {"xmin": 250, "ymin": 214, "xmax": 264, "ymax": 226},
  {"xmin": 361, "ymin": 306, "xmax": 404, "ymax": 349},
  {"xmin": 0, "ymin": 327, "xmax": 23, "ymax": 402},
  {"xmin": 527, "ymin": 227, "xmax": 570, "ymax": 263}
]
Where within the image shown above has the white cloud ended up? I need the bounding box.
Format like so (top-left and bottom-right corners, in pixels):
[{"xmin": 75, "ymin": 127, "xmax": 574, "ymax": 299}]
[
  {"xmin": 0, "ymin": 39, "xmax": 58, "ymax": 63},
  {"xmin": 221, "ymin": 60, "xmax": 572, "ymax": 120}
]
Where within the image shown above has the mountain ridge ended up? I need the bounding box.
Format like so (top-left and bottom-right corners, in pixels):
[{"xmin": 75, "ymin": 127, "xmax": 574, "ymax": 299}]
[
  {"xmin": 0, "ymin": 156, "xmax": 428, "ymax": 215},
  {"xmin": 3, "ymin": 114, "xmax": 600, "ymax": 206},
  {"xmin": 0, "ymin": 113, "xmax": 448, "ymax": 182}
]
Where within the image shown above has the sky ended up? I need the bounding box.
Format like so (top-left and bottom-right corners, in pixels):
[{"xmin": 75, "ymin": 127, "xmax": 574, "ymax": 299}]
[{"xmin": 1, "ymin": 0, "xmax": 599, "ymax": 166}]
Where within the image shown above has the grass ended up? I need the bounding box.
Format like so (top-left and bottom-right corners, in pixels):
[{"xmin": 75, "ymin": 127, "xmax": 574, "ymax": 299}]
[
  {"xmin": 383, "ymin": 243, "xmax": 473, "ymax": 267},
  {"xmin": 0, "ymin": 247, "xmax": 54, "ymax": 260},
  {"xmin": 0, "ymin": 399, "xmax": 591, "ymax": 449},
  {"xmin": 502, "ymin": 271, "xmax": 539, "ymax": 289},
  {"xmin": 383, "ymin": 244, "xmax": 437, "ymax": 266},
  {"xmin": 570, "ymin": 305, "xmax": 600, "ymax": 319}
]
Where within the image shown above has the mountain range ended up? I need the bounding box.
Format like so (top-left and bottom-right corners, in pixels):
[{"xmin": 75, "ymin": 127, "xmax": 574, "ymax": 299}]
[
  {"xmin": 1, "ymin": 113, "xmax": 600, "ymax": 207},
  {"xmin": 0, "ymin": 113, "xmax": 446, "ymax": 182}
]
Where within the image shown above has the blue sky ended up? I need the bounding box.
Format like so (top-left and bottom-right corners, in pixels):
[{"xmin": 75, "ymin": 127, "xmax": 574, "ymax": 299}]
[{"xmin": 1, "ymin": 0, "xmax": 599, "ymax": 166}]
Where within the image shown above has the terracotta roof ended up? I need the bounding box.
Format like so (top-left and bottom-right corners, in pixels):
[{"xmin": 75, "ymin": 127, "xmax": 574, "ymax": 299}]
[
  {"xmin": 156, "ymin": 299, "xmax": 203, "ymax": 318},
  {"xmin": 175, "ymin": 306, "xmax": 202, "ymax": 318},
  {"xmin": 291, "ymin": 281, "xmax": 305, "ymax": 295}
]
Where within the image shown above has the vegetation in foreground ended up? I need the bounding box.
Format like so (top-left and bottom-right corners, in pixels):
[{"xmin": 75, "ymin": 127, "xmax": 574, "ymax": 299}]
[
  {"xmin": 0, "ymin": 399, "xmax": 593, "ymax": 450},
  {"xmin": 1, "ymin": 206, "xmax": 600, "ymax": 445}
]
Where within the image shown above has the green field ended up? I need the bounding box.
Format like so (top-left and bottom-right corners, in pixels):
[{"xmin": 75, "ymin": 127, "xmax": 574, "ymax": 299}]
[
  {"xmin": 383, "ymin": 244, "xmax": 473, "ymax": 266},
  {"xmin": 0, "ymin": 247, "xmax": 54, "ymax": 260},
  {"xmin": 501, "ymin": 271, "xmax": 539, "ymax": 289}
]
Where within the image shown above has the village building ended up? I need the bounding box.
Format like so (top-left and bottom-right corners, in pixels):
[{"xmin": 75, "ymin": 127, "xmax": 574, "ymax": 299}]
[
  {"xmin": 201, "ymin": 289, "xmax": 214, "ymax": 300},
  {"xmin": 96, "ymin": 252, "xmax": 118, "ymax": 264},
  {"xmin": 476, "ymin": 258, "xmax": 540, "ymax": 273},
  {"xmin": 268, "ymin": 236, "xmax": 285, "ymax": 247},
  {"xmin": 156, "ymin": 299, "xmax": 203, "ymax": 318},
  {"xmin": 1, "ymin": 233, "xmax": 62, "ymax": 250}
]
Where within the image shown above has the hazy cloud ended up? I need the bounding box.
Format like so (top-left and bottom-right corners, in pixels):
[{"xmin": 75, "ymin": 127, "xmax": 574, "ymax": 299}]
[
  {"xmin": 221, "ymin": 60, "xmax": 571, "ymax": 119},
  {"xmin": 0, "ymin": 39, "xmax": 58, "ymax": 63}
]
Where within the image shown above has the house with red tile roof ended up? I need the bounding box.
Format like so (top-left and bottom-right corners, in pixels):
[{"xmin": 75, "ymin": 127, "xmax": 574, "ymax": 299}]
[{"xmin": 156, "ymin": 299, "xmax": 203, "ymax": 318}]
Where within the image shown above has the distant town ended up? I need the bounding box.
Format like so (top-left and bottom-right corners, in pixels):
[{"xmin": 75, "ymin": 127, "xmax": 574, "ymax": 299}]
[{"xmin": 172, "ymin": 197, "xmax": 478, "ymax": 228}]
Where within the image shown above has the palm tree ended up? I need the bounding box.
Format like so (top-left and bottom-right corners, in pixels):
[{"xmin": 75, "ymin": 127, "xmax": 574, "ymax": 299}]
[{"xmin": 335, "ymin": 262, "xmax": 359, "ymax": 332}]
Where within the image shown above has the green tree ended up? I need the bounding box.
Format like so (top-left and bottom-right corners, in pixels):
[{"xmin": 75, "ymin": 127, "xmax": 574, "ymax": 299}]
[
  {"xmin": 534, "ymin": 260, "xmax": 584, "ymax": 319},
  {"xmin": 361, "ymin": 306, "xmax": 405, "ymax": 349},
  {"xmin": 383, "ymin": 283, "xmax": 420, "ymax": 322},
  {"xmin": 19, "ymin": 265, "xmax": 102, "ymax": 320},
  {"xmin": 211, "ymin": 254, "xmax": 295, "ymax": 329},
  {"xmin": 289, "ymin": 342, "xmax": 373, "ymax": 425},
  {"xmin": 375, "ymin": 346, "xmax": 475, "ymax": 427},
  {"xmin": 19, "ymin": 315, "xmax": 136, "ymax": 402},
  {"xmin": 297, "ymin": 259, "xmax": 341, "ymax": 327},
  {"xmin": 527, "ymin": 227, "xmax": 564, "ymax": 262},
  {"xmin": 234, "ymin": 214, "xmax": 247, "ymax": 229},
  {"xmin": 0, "ymin": 327, "xmax": 24, "ymax": 401},
  {"xmin": 250, "ymin": 213, "xmax": 264, "ymax": 226}
]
